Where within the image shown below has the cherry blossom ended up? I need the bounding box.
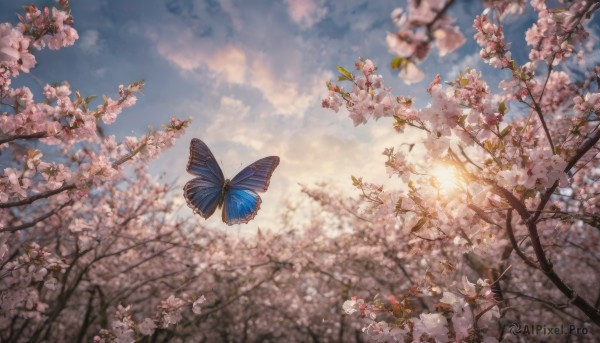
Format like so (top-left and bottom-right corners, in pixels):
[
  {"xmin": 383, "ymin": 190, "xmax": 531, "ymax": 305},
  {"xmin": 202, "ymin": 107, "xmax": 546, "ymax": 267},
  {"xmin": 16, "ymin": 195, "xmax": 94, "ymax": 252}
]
[
  {"xmin": 1, "ymin": 0, "xmax": 600, "ymax": 342},
  {"xmin": 386, "ymin": 1, "xmax": 466, "ymax": 84},
  {"xmin": 322, "ymin": 0, "xmax": 600, "ymax": 340}
]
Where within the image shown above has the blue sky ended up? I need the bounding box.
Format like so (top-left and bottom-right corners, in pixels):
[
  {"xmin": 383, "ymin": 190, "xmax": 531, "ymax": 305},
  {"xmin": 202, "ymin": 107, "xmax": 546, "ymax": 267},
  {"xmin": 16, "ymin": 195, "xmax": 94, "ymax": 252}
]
[{"xmin": 1, "ymin": 0, "xmax": 556, "ymax": 230}]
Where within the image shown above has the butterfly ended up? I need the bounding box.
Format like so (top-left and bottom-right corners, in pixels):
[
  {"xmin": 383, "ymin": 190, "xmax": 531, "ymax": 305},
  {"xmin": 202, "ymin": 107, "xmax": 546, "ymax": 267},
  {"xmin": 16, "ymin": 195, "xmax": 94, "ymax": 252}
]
[{"xmin": 183, "ymin": 138, "xmax": 280, "ymax": 225}]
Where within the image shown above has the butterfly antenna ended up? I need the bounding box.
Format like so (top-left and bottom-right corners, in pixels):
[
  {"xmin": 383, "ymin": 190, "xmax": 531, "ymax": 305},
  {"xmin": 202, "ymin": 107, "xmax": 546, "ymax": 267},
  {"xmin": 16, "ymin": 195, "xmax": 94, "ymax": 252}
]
[
  {"xmin": 219, "ymin": 159, "xmax": 227, "ymax": 177},
  {"xmin": 230, "ymin": 162, "xmax": 243, "ymax": 176}
]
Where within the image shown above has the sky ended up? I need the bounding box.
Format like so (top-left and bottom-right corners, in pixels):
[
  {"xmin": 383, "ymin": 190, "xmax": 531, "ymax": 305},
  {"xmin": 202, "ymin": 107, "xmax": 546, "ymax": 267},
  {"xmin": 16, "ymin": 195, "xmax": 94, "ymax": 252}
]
[{"xmin": 0, "ymin": 0, "xmax": 553, "ymax": 231}]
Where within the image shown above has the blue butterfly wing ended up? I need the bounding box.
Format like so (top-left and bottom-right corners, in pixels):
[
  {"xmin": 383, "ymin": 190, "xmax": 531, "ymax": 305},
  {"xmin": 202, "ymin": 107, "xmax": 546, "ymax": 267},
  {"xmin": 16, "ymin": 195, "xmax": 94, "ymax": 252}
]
[
  {"xmin": 229, "ymin": 156, "xmax": 280, "ymax": 192},
  {"xmin": 186, "ymin": 139, "xmax": 225, "ymax": 182},
  {"xmin": 184, "ymin": 178, "xmax": 223, "ymax": 219},
  {"xmin": 222, "ymin": 188, "xmax": 262, "ymax": 225},
  {"xmin": 183, "ymin": 139, "xmax": 225, "ymax": 219},
  {"xmin": 222, "ymin": 156, "xmax": 279, "ymax": 225}
]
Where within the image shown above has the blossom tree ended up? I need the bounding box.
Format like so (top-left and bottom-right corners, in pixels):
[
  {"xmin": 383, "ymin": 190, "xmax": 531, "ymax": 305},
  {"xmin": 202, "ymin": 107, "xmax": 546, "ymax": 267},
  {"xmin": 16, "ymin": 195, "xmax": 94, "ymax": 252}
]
[
  {"xmin": 0, "ymin": 2, "xmax": 209, "ymax": 342},
  {"xmin": 2, "ymin": 0, "xmax": 600, "ymax": 343},
  {"xmin": 0, "ymin": 3, "xmax": 384, "ymax": 342},
  {"xmin": 323, "ymin": 0, "xmax": 600, "ymax": 341}
]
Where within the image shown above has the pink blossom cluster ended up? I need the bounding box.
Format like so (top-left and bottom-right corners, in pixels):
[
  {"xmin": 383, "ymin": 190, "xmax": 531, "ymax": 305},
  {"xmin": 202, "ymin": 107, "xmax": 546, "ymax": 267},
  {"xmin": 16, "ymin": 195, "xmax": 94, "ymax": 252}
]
[
  {"xmin": 386, "ymin": 1, "xmax": 466, "ymax": 84},
  {"xmin": 530, "ymin": 71, "xmax": 577, "ymax": 115},
  {"xmin": 574, "ymin": 92, "xmax": 600, "ymax": 116},
  {"xmin": 1, "ymin": 3, "xmax": 197, "ymax": 341},
  {"xmin": 497, "ymin": 147, "xmax": 569, "ymax": 189},
  {"xmin": 473, "ymin": 15, "xmax": 512, "ymax": 68},
  {"xmin": 322, "ymin": 59, "xmax": 396, "ymax": 126},
  {"xmin": 343, "ymin": 278, "xmax": 500, "ymax": 343},
  {"xmin": 0, "ymin": 243, "xmax": 66, "ymax": 323},
  {"xmin": 0, "ymin": 23, "xmax": 36, "ymax": 78},
  {"xmin": 93, "ymin": 294, "xmax": 206, "ymax": 343},
  {"xmin": 0, "ymin": 3, "xmax": 76, "ymax": 91},
  {"xmin": 1, "ymin": 0, "xmax": 599, "ymax": 341},
  {"xmin": 483, "ymin": 0, "xmax": 526, "ymax": 18},
  {"xmin": 322, "ymin": 1, "xmax": 600, "ymax": 338},
  {"xmin": 0, "ymin": 80, "xmax": 145, "ymax": 149},
  {"xmin": 525, "ymin": 1, "xmax": 591, "ymax": 65},
  {"xmin": 420, "ymin": 83, "xmax": 462, "ymax": 136},
  {"xmin": 383, "ymin": 147, "xmax": 415, "ymax": 182},
  {"xmin": 452, "ymin": 69, "xmax": 490, "ymax": 113},
  {"xmin": 18, "ymin": 4, "xmax": 78, "ymax": 51}
]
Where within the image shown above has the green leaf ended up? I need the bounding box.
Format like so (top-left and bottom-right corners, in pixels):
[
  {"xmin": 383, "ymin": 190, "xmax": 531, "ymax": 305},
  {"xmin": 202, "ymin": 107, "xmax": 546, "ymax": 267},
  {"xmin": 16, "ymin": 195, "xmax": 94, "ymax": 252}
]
[
  {"xmin": 484, "ymin": 140, "xmax": 494, "ymax": 152},
  {"xmin": 522, "ymin": 189, "xmax": 537, "ymax": 199},
  {"xmin": 338, "ymin": 75, "xmax": 351, "ymax": 82},
  {"xmin": 410, "ymin": 218, "xmax": 428, "ymax": 233},
  {"xmin": 395, "ymin": 198, "xmax": 404, "ymax": 215},
  {"xmin": 408, "ymin": 180, "xmax": 416, "ymax": 191},
  {"xmin": 499, "ymin": 125, "xmax": 512, "ymax": 138},
  {"xmin": 85, "ymin": 95, "xmax": 97, "ymax": 103},
  {"xmin": 336, "ymin": 66, "xmax": 352, "ymax": 80},
  {"xmin": 395, "ymin": 118, "xmax": 408, "ymax": 127},
  {"xmin": 498, "ymin": 101, "xmax": 507, "ymax": 115},
  {"xmin": 390, "ymin": 57, "xmax": 406, "ymax": 70}
]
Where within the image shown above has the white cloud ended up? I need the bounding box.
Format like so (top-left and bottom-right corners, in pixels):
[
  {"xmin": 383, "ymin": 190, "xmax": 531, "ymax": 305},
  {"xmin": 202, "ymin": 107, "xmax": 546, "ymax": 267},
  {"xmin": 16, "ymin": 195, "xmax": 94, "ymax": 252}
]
[
  {"xmin": 153, "ymin": 28, "xmax": 205, "ymax": 70},
  {"xmin": 218, "ymin": 0, "xmax": 243, "ymax": 31},
  {"xmin": 204, "ymin": 95, "xmax": 266, "ymax": 152},
  {"xmin": 285, "ymin": 0, "xmax": 328, "ymax": 29},
  {"xmin": 152, "ymin": 25, "xmax": 323, "ymax": 117},
  {"xmin": 152, "ymin": 27, "xmax": 247, "ymax": 84},
  {"xmin": 249, "ymin": 58, "xmax": 306, "ymax": 116},
  {"xmin": 445, "ymin": 52, "xmax": 484, "ymax": 80},
  {"xmin": 209, "ymin": 46, "xmax": 247, "ymax": 84},
  {"xmin": 79, "ymin": 30, "xmax": 103, "ymax": 54}
]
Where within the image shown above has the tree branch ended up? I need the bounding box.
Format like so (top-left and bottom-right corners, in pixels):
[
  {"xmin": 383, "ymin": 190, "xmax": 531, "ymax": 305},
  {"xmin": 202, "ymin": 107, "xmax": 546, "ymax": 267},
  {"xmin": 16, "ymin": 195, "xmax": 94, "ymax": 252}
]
[
  {"xmin": 0, "ymin": 132, "xmax": 49, "ymax": 145},
  {"xmin": 0, "ymin": 184, "xmax": 76, "ymax": 209},
  {"xmin": 0, "ymin": 200, "xmax": 73, "ymax": 233}
]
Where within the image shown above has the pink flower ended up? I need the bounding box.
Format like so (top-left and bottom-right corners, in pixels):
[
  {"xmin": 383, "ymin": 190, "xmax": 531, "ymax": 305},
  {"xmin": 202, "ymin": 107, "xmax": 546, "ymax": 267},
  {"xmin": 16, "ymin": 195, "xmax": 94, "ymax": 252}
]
[
  {"xmin": 342, "ymin": 298, "xmax": 359, "ymax": 315},
  {"xmin": 192, "ymin": 295, "xmax": 207, "ymax": 314},
  {"xmin": 159, "ymin": 295, "xmax": 185, "ymax": 327},
  {"xmin": 473, "ymin": 15, "xmax": 511, "ymax": 68},
  {"xmin": 0, "ymin": 23, "xmax": 36, "ymax": 74},
  {"xmin": 362, "ymin": 59, "xmax": 375, "ymax": 75},
  {"xmin": 386, "ymin": 31, "xmax": 422, "ymax": 58},
  {"xmin": 44, "ymin": 277, "xmax": 58, "ymax": 290},
  {"xmin": 412, "ymin": 313, "xmax": 449, "ymax": 343},
  {"xmin": 138, "ymin": 318, "xmax": 156, "ymax": 336},
  {"xmin": 434, "ymin": 26, "xmax": 465, "ymax": 56},
  {"xmin": 398, "ymin": 62, "xmax": 424, "ymax": 84}
]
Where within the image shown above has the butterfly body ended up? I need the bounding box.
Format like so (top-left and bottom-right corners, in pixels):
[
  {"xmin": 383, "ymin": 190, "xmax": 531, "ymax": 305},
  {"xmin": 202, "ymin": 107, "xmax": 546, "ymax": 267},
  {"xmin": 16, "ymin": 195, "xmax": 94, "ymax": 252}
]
[{"xmin": 184, "ymin": 138, "xmax": 279, "ymax": 225}]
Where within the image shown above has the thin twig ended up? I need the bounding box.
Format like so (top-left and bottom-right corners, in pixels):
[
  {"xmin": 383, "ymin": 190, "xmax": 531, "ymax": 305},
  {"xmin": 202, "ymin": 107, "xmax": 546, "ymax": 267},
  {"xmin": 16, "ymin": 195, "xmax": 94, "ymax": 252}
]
[{"xmin": 0, "ymin": 200, "xmax": 73, "ymax": 233}]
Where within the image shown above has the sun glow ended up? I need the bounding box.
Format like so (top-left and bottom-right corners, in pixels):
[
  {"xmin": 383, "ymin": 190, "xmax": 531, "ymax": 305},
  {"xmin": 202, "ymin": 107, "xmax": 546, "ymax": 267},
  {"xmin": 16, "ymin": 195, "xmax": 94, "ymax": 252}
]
[{"xmin": 429, "ymin": 164, "xmax": 461, "ymax": 195}]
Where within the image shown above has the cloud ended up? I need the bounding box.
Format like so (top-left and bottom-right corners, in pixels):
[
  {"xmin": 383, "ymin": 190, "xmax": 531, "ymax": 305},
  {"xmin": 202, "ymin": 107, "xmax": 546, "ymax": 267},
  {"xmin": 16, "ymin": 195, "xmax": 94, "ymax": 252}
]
[
  {"xmin": 204, "ymin": 95, "xmax": 267, "ymax": 152},
  {"xmin": 248, "ymin": 57, "xmax": 318, "ymax": 116},
  {"xmin": 285, "ymin": 0, "xmax": 328, "ymax": 29},
  {"xmin": 152, "ymin": 25, "xmax": 323, "ymax": 116},
  {"xmin": 209, "ymin": 46, "xmax": 247, "ymax": 84},
  {"xmin": 152, "ymin": 27, "xmax": 246, "ymax": 84},
  {"xmin": 445, "ymin": 51, "xmax": 484, "ymax": 80},
  {"xmin": 153, "ymin": 28, "xmax": 205, "ymax": 70},
  {"xmin": 218, "ymin": 0, "xmax": 243, "ymax": 31},
  {"xmin": 79, "ymin": 30, "xmax": 103, "ymax": 54}
]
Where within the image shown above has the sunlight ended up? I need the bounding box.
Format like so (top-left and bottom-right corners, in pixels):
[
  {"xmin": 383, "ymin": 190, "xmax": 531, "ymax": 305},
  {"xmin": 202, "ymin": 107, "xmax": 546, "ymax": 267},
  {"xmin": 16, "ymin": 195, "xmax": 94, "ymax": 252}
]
[{"xmin": 429, "ymin": 164, "xmax": 460, "ymax": 195}]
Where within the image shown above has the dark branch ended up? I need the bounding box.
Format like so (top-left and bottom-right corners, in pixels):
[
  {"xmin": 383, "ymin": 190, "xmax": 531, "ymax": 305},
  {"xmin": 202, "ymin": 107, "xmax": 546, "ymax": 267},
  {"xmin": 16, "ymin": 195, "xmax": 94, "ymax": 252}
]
[
  {"xmin": 0, "ymin": 132, "xmax": 49, "ymax": 145},
  {"xmin": 0, "ymin": 200, "xmax": 73, "ymax": 233}
]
